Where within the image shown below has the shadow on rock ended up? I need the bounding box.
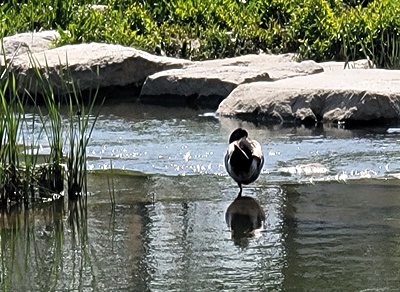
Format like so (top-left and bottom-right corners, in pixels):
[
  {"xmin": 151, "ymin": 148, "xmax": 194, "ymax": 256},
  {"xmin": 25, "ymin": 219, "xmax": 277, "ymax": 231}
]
[{"xmin": 225, "ymin": 195, "xmax": 265, "ymax": 246}]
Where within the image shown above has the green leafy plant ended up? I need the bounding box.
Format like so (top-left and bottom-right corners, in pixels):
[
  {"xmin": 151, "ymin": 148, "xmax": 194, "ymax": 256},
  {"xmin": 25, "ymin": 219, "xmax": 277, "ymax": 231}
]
[{"xmin": 3, "ymin": 1, "xmax": 400, "ymax": 67}]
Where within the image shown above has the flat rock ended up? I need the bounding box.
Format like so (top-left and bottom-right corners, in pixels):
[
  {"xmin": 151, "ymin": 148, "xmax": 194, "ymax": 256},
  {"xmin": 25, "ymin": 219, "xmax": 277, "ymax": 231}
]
[
  {"xmin": 217, "ymin": 68, "xmax": 400, "ymax": 124},
  {"xmin": 2, "ymin": 31, "xmax": 399, "ymax": 125},
  {"xmin": 2, "ymin": 40, "xmax": 191, "ymax": 96},
  {"xmin": 139, "ymin": 54, "xmax": 323, "ymax": 108},
  {"xmin": 192, "ymin": 53, "xmax": 323, "ymax": 80},
  {"xmin": 0, "ymin": 30, "xmax": 60, "ymax": 59}
]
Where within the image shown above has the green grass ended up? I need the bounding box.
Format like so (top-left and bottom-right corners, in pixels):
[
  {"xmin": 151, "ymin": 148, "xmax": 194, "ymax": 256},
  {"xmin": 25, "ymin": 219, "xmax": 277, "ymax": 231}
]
[{"xmin": 2, "ymin": 0, "xmax": 400, "ymax": 68}]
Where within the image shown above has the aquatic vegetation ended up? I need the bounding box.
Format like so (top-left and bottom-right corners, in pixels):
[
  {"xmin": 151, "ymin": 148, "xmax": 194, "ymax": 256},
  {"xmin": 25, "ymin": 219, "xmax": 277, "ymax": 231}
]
[
  {"xmin": 0, "ymin": 48, "xmax": 101, "ymax": 204},
  {"xmin": 64, "ymin": 79, "xmax": 101, "ymax": 200},
  {"xmin": 0, "ymin": 50, "xmax": 39, "ymax": 204}
]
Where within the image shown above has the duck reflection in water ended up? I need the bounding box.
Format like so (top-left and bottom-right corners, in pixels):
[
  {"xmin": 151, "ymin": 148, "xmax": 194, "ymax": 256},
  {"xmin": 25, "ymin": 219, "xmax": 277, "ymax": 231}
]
[{"xmin": 225, "ymin": 196, "xmax": 265, "ymax": 245}]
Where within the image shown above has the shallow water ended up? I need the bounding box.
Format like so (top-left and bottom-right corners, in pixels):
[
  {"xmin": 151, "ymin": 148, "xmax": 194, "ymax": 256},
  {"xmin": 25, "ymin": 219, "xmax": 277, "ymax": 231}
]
[{"xmin": 3, "ymin": 102, "xmax": 400, "ymax": 291}]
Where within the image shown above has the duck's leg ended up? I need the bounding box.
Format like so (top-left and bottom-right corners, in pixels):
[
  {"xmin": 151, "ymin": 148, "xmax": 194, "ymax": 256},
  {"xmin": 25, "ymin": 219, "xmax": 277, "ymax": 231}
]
[{"xmin": 237, "ymin": 183, "xmax": 242, "ymax": 198}]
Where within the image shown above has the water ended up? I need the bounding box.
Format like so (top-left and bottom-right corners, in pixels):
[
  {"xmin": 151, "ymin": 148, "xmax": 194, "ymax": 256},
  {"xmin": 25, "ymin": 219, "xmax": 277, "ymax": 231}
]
[
  {"xmin": 3, "ymin": 102, "xmax": 400, "ymax": 291},
  {"xmin": 86, "ymin": 103, "xmax": 400, "ymax": 182}
]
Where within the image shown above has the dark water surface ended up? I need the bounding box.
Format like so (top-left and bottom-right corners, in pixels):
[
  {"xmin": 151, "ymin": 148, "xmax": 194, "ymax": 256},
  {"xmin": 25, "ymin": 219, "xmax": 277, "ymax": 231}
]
[{"xmin": 3, "ymin": 102, "xmax": 400, "ymax": 291}]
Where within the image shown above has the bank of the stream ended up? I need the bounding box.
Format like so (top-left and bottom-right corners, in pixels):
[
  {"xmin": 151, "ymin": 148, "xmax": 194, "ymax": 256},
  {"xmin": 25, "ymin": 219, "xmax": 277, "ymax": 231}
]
[{"xmin": 2, "ymin": 0, "xmax": 400, "ymax": 68}]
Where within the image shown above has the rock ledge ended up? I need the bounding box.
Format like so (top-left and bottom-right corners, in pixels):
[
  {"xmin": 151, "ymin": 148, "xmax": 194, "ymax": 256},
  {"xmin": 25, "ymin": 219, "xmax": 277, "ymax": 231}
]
[{"xmin": 2, "ymin": 30, "xmax": 400, "ymax": 125}]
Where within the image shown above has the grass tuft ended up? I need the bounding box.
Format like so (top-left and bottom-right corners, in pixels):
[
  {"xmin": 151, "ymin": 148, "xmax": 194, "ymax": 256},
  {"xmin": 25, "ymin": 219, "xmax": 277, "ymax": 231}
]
[{"xmin": 0, "ymin": 44, "xmax": 101, "ymax": 204}]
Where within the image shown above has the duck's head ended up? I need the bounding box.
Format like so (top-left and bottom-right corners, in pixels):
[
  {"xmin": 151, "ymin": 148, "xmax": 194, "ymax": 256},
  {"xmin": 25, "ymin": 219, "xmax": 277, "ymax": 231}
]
[{"xmin": 229, "ymin": 128, "xmax": 248, "ymax": 143}]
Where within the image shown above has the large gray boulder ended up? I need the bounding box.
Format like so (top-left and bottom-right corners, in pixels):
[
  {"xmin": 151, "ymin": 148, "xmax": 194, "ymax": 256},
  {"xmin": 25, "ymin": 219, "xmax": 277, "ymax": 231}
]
[
  {"xmin": 217, "ymin": 68, "xmax": 400, "ymax": 124},
  {"xmin": 2, "ymin": 35, "xmax": 191, "ymax": 96},
  {"xmin": 139, "ymin": 54, "xmax": 323, "ymax": 108}
]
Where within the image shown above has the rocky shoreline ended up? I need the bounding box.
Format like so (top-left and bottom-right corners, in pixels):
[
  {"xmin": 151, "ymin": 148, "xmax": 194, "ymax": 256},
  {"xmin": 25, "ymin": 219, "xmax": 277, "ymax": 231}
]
[{"xmin": 2, "ymin": 30, "xmax": 400, "ymax": 126}]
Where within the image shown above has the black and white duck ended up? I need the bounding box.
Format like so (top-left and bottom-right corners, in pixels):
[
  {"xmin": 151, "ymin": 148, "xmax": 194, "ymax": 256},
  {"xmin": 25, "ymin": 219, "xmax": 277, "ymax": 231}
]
[{"xmin": 224, "ymin": 128, "xmax": 264, "ymax": 197}]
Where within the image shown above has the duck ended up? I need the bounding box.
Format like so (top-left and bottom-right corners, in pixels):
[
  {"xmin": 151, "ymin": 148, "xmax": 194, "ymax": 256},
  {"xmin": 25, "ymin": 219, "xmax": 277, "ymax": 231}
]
[{"xmin": 224, "ymin": 128, "xmax": 264, "ymax": 197}]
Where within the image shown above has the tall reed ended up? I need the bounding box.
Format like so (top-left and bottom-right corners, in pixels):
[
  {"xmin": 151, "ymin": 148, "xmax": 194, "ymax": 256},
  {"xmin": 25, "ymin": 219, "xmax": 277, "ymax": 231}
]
[
  {"xmin": 63, "ymin": 67, "xmax": 101, "ymax": 199},
  {"xmin": 0, "ymin": 62, "xmax": 27, "ymax": 203},
  {"xmin": 28, "ymin": 55, "xmax": 65, "ymax": 196},
  {"xmin": 28, "ymin": 55, "xmax": 102, "ymax": 200},
  {"xmin": 0, "ymin": 46, "xmax": 101, "ymax": 204}
]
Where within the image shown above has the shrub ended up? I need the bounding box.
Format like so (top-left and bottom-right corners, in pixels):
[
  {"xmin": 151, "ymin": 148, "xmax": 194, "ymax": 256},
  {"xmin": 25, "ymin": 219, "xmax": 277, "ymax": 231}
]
[
  {"xmin": 3, "ymin": 0, "xmax": 400, "ymax": 68},
  {"xmin": 337, "ymin": 0, "xmax": 400, "ymax": 68}
]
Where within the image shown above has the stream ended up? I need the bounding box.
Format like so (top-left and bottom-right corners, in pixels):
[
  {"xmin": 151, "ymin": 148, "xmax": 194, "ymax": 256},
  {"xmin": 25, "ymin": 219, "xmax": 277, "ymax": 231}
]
[{"xmin": 2, "ymin": 102, "xmax": 400, "ymax": 291}]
